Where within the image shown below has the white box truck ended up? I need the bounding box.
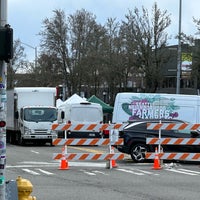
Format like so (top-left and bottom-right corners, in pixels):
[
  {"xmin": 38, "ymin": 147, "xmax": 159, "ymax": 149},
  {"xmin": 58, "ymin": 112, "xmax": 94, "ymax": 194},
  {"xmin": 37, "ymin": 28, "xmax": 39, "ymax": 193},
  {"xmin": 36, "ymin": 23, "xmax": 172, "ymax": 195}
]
[
  {"xmin": 57, "ymin": 94, "xmax": 103, "ymax": 138},
  {"xmin": 112, "ymin": 92, "xmax": 200, "ymax": 124},
  {"xmin": 7, "ymin": 87, "xmax": 58, "ymax": 145}
]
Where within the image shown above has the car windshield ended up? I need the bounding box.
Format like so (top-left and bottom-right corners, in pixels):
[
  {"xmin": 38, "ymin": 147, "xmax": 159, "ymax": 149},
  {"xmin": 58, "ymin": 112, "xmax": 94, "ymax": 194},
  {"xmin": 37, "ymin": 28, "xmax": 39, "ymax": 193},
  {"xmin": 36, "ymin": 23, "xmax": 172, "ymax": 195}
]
[{"xmin": 24, "ymin": 108, "xmax": 57, "ymax": 122}]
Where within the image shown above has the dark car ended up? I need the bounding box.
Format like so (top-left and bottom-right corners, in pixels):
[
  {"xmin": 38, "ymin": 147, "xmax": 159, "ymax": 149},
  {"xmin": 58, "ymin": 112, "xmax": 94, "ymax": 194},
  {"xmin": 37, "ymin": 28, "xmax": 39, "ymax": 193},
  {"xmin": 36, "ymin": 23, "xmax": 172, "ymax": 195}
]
[{"xmin": 116, "ymin": 119, "xmax": 200, "ymax": 162}]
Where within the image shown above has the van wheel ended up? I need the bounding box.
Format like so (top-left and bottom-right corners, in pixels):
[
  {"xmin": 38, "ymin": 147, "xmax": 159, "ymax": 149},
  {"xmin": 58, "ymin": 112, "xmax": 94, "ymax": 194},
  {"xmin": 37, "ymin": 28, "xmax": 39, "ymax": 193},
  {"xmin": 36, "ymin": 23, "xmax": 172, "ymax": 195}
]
[{"xmin": 130, "ymin": 143, "xmax": 148, "ymax": 163}]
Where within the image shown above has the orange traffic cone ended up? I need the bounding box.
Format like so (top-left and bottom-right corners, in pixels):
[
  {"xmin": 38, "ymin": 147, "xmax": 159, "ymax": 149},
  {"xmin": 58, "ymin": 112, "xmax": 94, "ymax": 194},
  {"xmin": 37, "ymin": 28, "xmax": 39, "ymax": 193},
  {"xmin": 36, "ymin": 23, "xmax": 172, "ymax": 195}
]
[
  {"xmin": 59, "ymin": 157, "xmax": 69, "ymax": 170},
  {"xmin": 152, "ymin": 147, "xmax": 162, "ymax": 170},
  {"xmin": 59, "ymin": 147, "xmax": 69, "ymax": 170},
  {"xmin": 111, "ymin": 159, "xmax": 118, "ymax": 168}
]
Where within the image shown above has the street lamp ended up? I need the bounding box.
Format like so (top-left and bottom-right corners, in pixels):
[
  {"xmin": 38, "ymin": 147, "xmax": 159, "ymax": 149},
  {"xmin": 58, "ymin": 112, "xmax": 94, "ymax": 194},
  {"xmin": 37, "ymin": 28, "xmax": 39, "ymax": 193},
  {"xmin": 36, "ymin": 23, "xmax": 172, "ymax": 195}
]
[
  {"xmin": 21, "ymin": 42, "xmax": 37, "ymax": 68},
  {"xmin": 176, "ymin": 0, "xmax": 182, "ymax": 94}
]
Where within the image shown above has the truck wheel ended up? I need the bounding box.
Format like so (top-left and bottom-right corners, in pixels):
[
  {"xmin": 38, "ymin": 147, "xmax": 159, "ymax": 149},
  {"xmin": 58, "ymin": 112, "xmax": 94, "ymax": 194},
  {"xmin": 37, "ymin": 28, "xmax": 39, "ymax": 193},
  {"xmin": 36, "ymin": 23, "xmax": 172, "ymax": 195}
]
[
  {"xmin": 17, "ymin": 133, "xmax": 24, "ymax": 145},
  {"xmin": 10, "ymin": 134, "xmax": 17, "ymax": 145},
  {"xmin": 10, "ymin": 136, "xmax": 16, "ymax": 145}
]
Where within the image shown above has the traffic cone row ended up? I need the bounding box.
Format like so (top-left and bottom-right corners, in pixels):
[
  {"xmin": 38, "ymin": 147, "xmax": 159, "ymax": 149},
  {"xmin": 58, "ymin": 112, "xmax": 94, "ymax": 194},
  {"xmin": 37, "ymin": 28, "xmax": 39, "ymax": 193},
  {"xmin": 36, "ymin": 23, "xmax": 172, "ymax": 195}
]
[
  {"xmin": 152, "ymin": 147, "xmax": 162, "ymax": 170},
  {"xmin": 59, "ymin": 146, "xmax": 69, "ymax": 170}
]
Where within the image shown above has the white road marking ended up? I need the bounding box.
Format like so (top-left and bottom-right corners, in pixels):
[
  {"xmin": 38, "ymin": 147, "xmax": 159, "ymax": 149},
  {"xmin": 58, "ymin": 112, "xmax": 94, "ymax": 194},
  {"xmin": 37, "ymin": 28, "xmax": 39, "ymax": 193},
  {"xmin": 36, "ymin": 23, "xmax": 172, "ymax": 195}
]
[
  {"xmin": 116, "ymin": 168, "xmax": 144, "ymax": 175},
  {"xmin": 80, "ymin": 170, "xmax": 96, "ymax": 176},
  {"xmin": 22, "ymin": 169, "xmax": 40, "ymax": 175},
  {"xmin": 165, "ymin": 168, "xmax": 197, "ymax": 176},
  {"xmin": 19, "ymin": 161, "xmax": 55, "ymax": 165},
  {"xmin": 37, "ymin": 168, "xmax": 54, "ymax": 175},
  {"xmin": 135, "ymin": 169, "xmax": 159, "ymax": 175},
  {"xmin": 92, "ymin": 170, "xmax": 109, "ymax": 175},
  {"xmin": 178, "ymin": 168, "xmax": 200, "ymax": 175},
  {"xmin": 31, "ymin": 150, "xmax": 39, "ymax": 154}
]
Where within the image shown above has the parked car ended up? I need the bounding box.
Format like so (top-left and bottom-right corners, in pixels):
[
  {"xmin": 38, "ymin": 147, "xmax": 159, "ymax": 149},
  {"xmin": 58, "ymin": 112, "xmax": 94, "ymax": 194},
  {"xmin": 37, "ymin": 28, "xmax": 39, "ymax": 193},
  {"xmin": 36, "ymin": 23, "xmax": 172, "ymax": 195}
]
[{"xmin": 115, "ymin": 119, "xmax": 200, "ymax": 162}]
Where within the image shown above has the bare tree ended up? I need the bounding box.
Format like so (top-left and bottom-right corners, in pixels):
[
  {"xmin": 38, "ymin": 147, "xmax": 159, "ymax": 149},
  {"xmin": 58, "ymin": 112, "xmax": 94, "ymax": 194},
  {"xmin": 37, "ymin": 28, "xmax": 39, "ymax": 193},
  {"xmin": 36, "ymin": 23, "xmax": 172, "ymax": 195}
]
[
  {"xmin": 122, "ymin": 3, "xmax": 171, "ymax": 92},
  {"xmin": 35, "ymin": 4, "xmax": 172, "ymax": 103},
  {"xmin": 188, "ymin": 18, "xmax": 200, "ymax": 90},
  {"xmin": 39, "ymin": 9, "xmax": 70, "ymax": 97},
  {"xmin": 67, "ymin": 9, "xmax": 106, "ymax": 96},
  {"xmin": 7, "ymin": 39, "xmax": 26, "ymax": 88}
]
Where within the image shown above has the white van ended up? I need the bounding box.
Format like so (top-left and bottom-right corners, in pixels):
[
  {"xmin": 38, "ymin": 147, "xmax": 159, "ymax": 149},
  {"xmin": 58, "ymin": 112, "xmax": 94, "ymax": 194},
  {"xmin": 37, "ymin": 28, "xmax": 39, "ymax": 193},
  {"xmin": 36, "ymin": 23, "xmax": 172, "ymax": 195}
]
[
  {"xmin": 112, "ymin": 92, "xmax": 200, "ymax": 124},
  {"xmin": 57, "ymin": 100, "xmax": 103, "ymax": 138}
]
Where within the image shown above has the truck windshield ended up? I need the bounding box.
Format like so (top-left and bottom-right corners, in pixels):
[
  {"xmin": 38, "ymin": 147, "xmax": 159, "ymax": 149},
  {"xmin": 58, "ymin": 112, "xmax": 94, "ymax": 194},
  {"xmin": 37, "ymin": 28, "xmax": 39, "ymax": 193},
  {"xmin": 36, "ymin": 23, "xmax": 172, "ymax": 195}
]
[{"xmin": 24, "ymin": 108, "xmax": 57, "ymax": 122}]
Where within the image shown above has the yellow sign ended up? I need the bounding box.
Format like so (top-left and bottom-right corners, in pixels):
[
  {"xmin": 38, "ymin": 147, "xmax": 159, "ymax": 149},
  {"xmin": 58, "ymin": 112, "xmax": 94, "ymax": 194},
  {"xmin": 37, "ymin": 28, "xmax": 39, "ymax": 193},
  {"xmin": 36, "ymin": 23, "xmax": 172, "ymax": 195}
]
[{"xmin": 182, "ymin": 53, "xmax": 192, "ymax": 62}]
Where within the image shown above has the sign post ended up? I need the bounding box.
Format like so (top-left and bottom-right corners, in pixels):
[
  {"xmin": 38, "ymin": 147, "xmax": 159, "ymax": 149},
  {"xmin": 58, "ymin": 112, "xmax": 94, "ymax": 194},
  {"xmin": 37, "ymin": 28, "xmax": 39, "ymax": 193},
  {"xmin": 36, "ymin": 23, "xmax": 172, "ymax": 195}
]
[{"xmin": 0, "ymin": 1, "xmax": 7, "ymax": 199}]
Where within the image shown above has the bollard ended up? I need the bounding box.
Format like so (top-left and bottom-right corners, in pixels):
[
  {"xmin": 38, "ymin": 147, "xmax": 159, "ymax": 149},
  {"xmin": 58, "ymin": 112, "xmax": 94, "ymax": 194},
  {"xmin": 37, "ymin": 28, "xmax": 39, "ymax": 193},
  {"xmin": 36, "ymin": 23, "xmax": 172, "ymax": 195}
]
[{"xmin": 16, "ymin": 176, "xmax": 36, "ymax": 200}]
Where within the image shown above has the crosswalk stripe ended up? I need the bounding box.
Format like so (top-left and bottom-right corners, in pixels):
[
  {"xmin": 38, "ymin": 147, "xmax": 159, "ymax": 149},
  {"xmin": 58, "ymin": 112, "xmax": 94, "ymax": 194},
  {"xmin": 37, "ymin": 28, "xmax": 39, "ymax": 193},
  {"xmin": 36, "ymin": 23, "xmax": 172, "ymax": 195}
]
[
  {"xmin": 92, "ymin": 170, "xmax": 109, "ymax": 175},
  {"xmin": 80, "ymin": 170, "xmax": 96, "ymax": 176},
  {"xmin": 178, "ymin": 168, "xmax": 200, "ymax": 175},
  {"xmin": 116, "ymin": 168, "xmax": 144, "ymax": 175},
  {"xmin": 22, "ymin": 169, "xmax": 40, "ymax": 175},
  {"xmin": 37, "ymin": 168, "xmax": 54, "ymax": 175},
  {"xmin": 136, "ymin": 169, "xmax": 157, "ymax": 175},
  {"xmin": 165, "ymin": 168, "xmax": 197, "ymax": 176}
]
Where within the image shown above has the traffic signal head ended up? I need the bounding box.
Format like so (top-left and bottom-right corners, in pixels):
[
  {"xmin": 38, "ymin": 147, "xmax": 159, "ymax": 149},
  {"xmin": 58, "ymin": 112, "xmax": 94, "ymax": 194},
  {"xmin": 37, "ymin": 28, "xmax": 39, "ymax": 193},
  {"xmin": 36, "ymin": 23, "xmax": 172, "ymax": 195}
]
[
  {"xmin": 0, "ymin": 121, "xmax": 6, "ymax": 127},
  {"xmin": 0, "ymin": 24, "xmax": 13, "ymax": 63}
]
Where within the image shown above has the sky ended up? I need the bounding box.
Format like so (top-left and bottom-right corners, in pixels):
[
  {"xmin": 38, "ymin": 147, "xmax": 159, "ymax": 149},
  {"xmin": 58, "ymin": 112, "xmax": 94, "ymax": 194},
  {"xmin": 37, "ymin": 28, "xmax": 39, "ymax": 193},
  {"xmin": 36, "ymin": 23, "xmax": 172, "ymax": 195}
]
[{"xmin": 6, "ymin": 0, "xmax": 200, "ymax": 62}]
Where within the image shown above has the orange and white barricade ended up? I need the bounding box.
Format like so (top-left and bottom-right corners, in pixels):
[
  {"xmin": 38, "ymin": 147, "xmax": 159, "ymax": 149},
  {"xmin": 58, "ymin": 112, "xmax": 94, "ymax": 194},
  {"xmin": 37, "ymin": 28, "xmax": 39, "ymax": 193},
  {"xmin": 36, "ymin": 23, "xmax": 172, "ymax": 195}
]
[
  {"xmin": 52, "ymin": 123, "xmax": 124, "ymax": 132},
  {"xmin": 147, "ymin": 123, "xmax": 200, "ymax": 131},
  {"xmin": 146, "ymin": 152, "xmax": 200, "ymax": 161},
  {"xmin": 146, "ymin": 122, "xmax": 200, "ymax": 162},
  {"xmin": 52, "ymin": 122, "xmax": 125, "ymax": 169}
]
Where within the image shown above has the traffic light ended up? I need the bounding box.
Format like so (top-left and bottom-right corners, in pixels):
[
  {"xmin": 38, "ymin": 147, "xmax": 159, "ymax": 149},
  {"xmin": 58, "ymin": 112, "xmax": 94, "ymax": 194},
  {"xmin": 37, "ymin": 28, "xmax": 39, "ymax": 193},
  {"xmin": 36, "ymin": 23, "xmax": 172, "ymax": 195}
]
[
  {"xmin": 0, "ymin": 24, "xmax": 13, "ymax": 63},
  {"xmin": 0, "ymin": 121, "xmax": 6, "ymax": 127}
]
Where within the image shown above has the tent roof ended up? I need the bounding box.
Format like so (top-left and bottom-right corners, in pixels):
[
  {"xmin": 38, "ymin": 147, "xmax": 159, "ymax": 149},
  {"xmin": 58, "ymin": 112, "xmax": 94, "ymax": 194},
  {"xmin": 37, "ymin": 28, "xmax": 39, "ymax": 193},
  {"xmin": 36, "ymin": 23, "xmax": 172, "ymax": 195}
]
[
  {"xmin": 64, "ymin": 93, "xmax": 87, "ymax": 104},
  {"xmin": 88, "ymin": 95, "xmax": 113, "ymax": 114},
  {"xmin": 56, "ymin": 94, "xmax": 87, "ymax": 107}
]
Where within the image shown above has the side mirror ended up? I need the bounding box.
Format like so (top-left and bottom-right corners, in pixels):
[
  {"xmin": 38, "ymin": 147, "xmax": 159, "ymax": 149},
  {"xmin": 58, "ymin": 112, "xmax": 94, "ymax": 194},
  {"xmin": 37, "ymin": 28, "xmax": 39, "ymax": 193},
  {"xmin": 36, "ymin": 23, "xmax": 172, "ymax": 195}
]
[
  {"xmin": 61, "ymin": 111, "xmax": 65, "ymax": 120},
  {"xmin": 15, "ymin": 111, "xmax": 19, "ymax": 119}
]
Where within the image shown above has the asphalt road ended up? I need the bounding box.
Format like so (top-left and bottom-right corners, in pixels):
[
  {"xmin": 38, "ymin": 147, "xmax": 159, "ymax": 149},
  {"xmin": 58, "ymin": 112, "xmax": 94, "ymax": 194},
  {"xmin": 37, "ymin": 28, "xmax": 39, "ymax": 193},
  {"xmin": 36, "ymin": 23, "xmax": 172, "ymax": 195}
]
[{"xmin": 5, "ymin": 143, "xmax": 200, "ymax": 200}]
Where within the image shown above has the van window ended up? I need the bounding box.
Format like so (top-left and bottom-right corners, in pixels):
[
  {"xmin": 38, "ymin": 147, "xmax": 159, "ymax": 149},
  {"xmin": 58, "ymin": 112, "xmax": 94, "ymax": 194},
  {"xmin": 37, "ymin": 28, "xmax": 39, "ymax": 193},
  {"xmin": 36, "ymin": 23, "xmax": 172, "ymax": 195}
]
[{"xmin": 71, "ymin": 108, "xmax": 102, "ymax": 122}]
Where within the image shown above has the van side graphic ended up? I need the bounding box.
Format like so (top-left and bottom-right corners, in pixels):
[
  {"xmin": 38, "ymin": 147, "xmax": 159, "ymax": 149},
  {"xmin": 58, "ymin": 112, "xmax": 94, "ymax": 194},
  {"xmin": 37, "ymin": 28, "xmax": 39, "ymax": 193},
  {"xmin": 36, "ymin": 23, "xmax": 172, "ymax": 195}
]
[{"xmin": 121, "ymin": 94, "xmax": 180, "ymax": 120}]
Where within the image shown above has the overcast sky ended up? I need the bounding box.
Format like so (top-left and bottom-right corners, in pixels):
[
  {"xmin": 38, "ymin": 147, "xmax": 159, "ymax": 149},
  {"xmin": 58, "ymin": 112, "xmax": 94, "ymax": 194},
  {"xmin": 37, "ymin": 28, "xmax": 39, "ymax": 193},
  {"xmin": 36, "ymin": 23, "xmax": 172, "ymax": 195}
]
[{"xmin": 7, "ymin": 0, "xmax": 200, "ymax": 61}]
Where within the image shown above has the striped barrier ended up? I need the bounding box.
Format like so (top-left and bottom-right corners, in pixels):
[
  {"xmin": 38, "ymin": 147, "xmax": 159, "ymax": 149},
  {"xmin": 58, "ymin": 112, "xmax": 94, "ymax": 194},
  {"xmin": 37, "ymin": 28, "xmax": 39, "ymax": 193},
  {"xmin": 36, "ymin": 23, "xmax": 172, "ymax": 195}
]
[
  {"xmin": 146, "ymin": 152, "xmax": 200, "ymax": 161},
  {"xmin": 53, "ymin": 138, "xmax": 124, "ymax": 146},
  {"xmin": 146, "ymin": 138, "xmax": 200, "ymax": 145},
  {"xmin": 146, "ymin": 122, "xmax": 200, "ymax": 161},
  {"xmin": 52, "ymin": 123, "xmax": 125, "ymax": 169},
  {"xmin": 53, "ymin": 153, "xmax": 124, "ymax": 161},
  {"xmin": 52, "ymin": 123, "xmax": 124, "ymax": 131},
  {"xmin": 147, "ymin": 123, "xmax": 200, "ymax": 130}
]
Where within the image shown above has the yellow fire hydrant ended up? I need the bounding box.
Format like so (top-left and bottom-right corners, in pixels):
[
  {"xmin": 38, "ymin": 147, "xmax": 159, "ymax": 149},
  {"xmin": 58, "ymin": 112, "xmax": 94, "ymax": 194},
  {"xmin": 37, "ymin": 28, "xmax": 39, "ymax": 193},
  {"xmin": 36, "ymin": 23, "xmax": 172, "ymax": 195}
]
[{"xmin": 16, "ymin": 176, "xmax": 36, "ymax": 200}]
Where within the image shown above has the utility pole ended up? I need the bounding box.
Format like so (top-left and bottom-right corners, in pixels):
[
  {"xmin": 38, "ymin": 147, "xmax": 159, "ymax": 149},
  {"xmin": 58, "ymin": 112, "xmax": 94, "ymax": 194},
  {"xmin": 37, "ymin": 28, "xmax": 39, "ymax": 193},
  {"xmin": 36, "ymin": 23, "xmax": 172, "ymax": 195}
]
[
  {"xmin": 176, "ymin": 0, "xmax": 182, "ymax": 94},
  {"xmin": 0, "ymin": 0, "xmax": 7, "ymax": 199}
]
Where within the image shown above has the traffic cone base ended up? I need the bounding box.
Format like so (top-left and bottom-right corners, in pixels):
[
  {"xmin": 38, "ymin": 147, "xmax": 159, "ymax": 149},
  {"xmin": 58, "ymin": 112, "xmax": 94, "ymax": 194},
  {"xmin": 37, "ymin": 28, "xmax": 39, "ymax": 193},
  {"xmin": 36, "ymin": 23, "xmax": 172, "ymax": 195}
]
[
  {"xmin": 106, "ymin": 159, "xmax": 118, "ymax": 169},
  {"xmin": 152, "ymin": 158, "xmax": 162, "ymax": 170},
  {"xmin": 59, "ymin": 159, "xmax": 69, "ymax": 170},
  {"xmin": 111, "ymin": 159, "xmax": 118, "ymax": 168},
  {"xmin": 152, "ymin": 147, "xmax": 162, "ymax": 170}
]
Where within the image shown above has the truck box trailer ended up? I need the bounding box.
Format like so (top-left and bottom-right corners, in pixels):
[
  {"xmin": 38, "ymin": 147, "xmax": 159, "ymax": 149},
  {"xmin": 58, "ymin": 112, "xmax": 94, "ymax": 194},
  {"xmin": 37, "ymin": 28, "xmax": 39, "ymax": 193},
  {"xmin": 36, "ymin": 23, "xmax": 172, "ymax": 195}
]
[
  {"xmin": 112, "ymin": 92, "xmax": 200, "ymax": 124},
  {"xmin": 7, "ymin": 87, "xmax": 58, "ymax": 145}
]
